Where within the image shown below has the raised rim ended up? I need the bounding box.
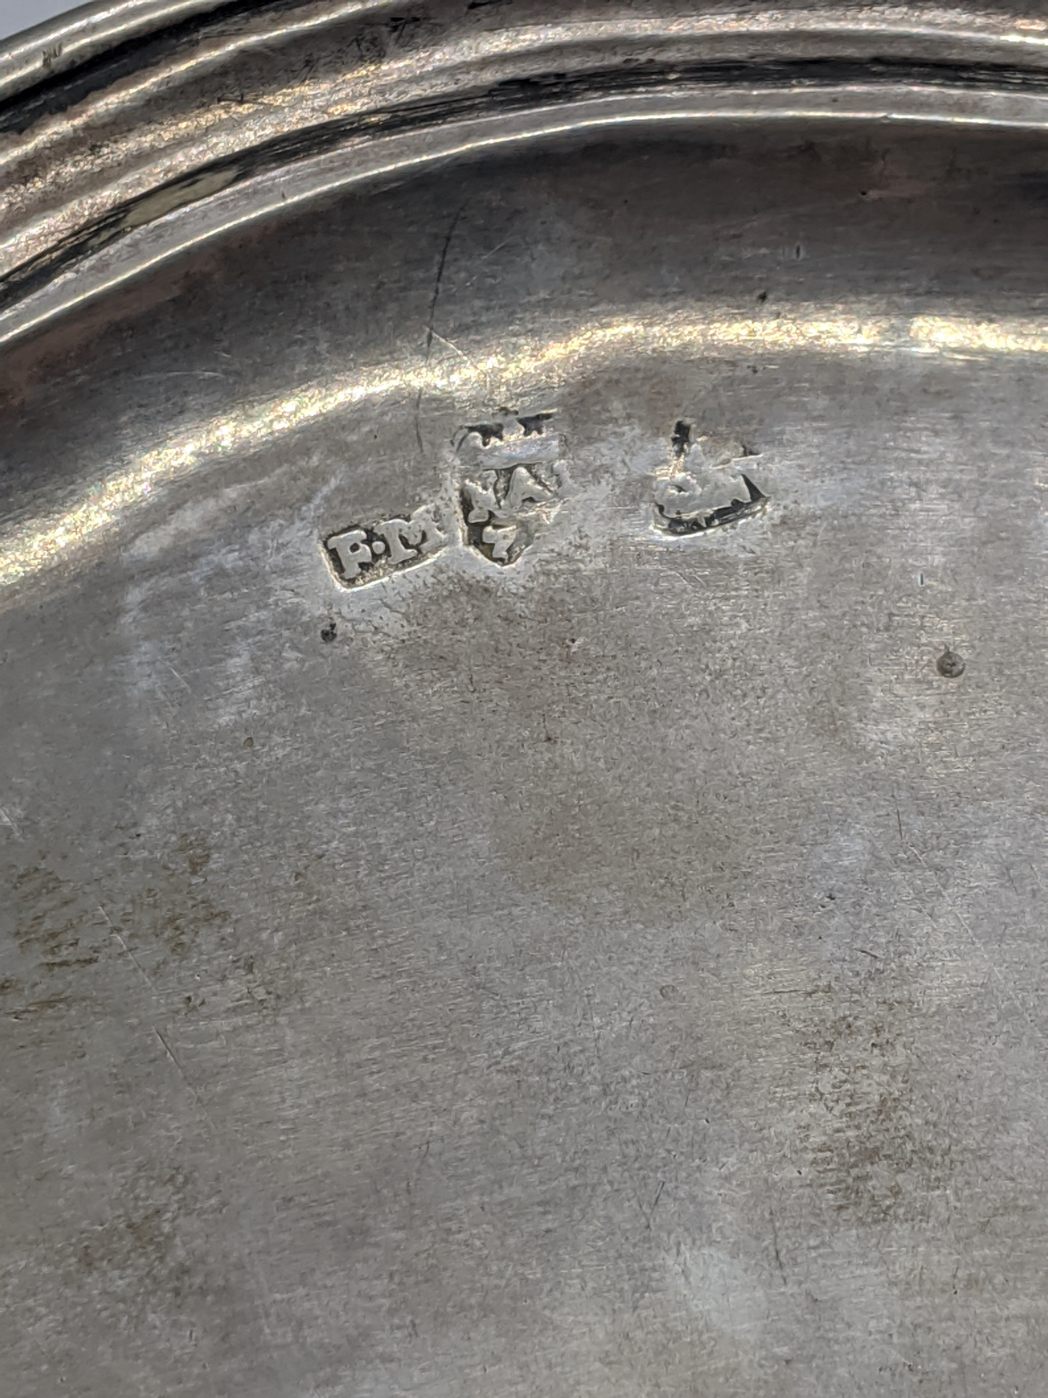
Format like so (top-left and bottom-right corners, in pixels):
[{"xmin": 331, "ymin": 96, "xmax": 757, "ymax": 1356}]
[
  {"xmin": 0, "ymin": 0, "xmax": 237, "ymax": 101},
  {"xmin": 3, "ymin": 2, "xmax": 1048, "ymax": 348}
]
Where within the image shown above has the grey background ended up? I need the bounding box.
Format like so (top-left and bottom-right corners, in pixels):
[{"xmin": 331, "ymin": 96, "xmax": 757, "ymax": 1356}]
[{"xmin": 1, "ymin": 0, "xmax": 78, "ymax": 42}]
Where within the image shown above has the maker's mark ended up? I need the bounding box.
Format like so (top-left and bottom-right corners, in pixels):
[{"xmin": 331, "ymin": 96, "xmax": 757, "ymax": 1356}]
[{"xmin": 325, "ymin": 502, "xmax": 447, "ymax": 587}]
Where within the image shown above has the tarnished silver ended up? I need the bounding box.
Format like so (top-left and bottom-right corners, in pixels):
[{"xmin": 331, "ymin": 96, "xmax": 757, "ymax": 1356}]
[{"xmin": 3, "ymin": 2, "xmax": 1048, "ymax": 1393}]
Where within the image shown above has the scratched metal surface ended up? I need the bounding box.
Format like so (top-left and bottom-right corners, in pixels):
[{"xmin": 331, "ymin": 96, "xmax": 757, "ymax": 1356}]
[{"xmin": 3, "ymin": 4, "xmax": 1048, "ymax": 1395}]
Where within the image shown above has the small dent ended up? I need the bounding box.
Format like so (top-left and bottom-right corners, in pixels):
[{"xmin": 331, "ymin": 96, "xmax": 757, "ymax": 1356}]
[{"xmin": 936, "ymin": 648, "xmax": 965, "ymax": 679}]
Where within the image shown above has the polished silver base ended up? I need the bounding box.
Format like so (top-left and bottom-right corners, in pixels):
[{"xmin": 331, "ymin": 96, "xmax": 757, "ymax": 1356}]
[{"xmin": 3, "ymin": 5, "xmax": 1048, "ymax": 1395}]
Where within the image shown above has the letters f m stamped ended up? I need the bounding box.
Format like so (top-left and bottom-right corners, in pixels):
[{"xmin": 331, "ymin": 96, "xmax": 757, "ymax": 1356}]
[{"xmin": 324, "ymin": 503, "xmax": 448, "ymax": 587}]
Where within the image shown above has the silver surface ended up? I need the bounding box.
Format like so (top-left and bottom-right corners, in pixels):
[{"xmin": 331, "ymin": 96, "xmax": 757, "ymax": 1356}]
[{"xmin": 3, "ymin": 4, "xmax": 1048, "ymax": 1394}]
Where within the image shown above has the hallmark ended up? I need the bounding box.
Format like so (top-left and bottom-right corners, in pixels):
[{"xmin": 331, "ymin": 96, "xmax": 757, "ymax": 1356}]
[
  {"xmin": 458, "ymin": 410, "xmax": 568, "ymax": 565},
  {"xmin": 461, "ymin": 461, "xmax": 567, "ymax": 564},
  {"xmin": 321, "ymin": 413, "xmax": 768, "ymax": 592},
  {"xmin": 652, "ymin": 472, "xmax": 766, "ymax": 534},
  {"xmin": 324, "ymin": 502, "xmax": 447, "ymax": 586},
  {"xmin": 651, "ymin": 419, "xmax": 767, "ymax": 536}
]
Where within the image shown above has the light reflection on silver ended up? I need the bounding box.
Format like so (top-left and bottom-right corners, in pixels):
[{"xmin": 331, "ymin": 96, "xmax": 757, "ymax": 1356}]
[
  {"xmin": 8, "ymin": 83, "xmax": 1048, "ymax": 362},
  {"xmin": 4, "ymin": 4, "xmax": 1048, "ymax": 326},
  {"xmin": 2, "ymin": 308, "xmax": 1046, "ymax": 591}
]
